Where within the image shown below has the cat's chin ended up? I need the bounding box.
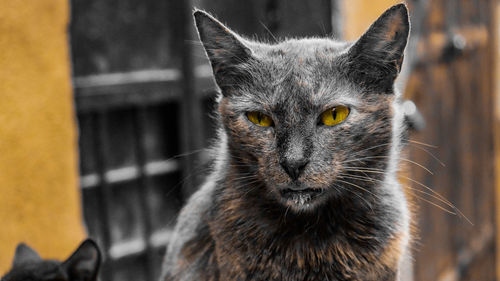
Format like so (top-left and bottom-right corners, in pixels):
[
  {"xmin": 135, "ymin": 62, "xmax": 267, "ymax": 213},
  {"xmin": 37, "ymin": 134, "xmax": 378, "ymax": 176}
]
[{"xmin": 279, "ymin": 187, "xmax": 326, "ymax": 212}]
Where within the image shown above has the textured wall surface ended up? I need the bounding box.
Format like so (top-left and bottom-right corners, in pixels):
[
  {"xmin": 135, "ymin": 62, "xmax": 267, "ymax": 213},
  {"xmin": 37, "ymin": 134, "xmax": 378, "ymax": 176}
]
[
  {"xmin": 494, "ymin": 2, "xmax": 500, "ymax": 279},
  {"xmin": 0, "ymin": 0, "xmax": 84, "ymax": 273}
]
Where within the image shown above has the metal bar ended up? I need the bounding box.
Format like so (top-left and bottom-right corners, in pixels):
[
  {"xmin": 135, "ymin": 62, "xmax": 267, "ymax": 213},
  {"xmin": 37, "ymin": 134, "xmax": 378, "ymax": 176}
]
[
  {"xmin": 74, "ymin": 69, "xmax": 182, "ymax": 88},
  {"xmin": 74, "ymin": 66, "xmax": 212, "ymax": 88},
  {"xmin": 94, "ymin": 111, "xmax": 114, "ymax": 281},
  {"xmin": 330, "ymin": 0, "xmax": 343, "ymax": 39},
  {"xmin": 132, "ymin": 106, "xmax": 155, "ymax": 281},
  {"xmin": 178, "ymin": 0, "xmax": 204, "ymax": 198},
  {"xmin": 74, "ymin": 65, "xmax": 214, "ymax": 113},
  {"xmin": 80, "ymin": 159, "xmax": 180, "ymax": 189},
  {"xmin": 108, "ymin": 229, "xmax": 173, "ymax": 260}
]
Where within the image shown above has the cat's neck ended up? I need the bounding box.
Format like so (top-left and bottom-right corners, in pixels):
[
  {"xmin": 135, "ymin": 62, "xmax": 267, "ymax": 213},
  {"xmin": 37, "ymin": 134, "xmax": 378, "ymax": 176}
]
[
  {"xmin": 206, "ymin": 162, "xmax": 401, "ymax": 279},
  {"xmin": 211, "ymin": 161, "xmax": 394, "ymax": 242}
]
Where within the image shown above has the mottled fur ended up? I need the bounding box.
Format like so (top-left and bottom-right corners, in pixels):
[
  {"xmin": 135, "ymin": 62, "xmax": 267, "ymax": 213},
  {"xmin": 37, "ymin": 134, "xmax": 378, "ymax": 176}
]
[
  {"xmin": 1, "ymin": 239, "xmax": 101, "ymax": 281},
  {"xmin": 162, "ymin": 4, "xmax": 410, "ymax": 281}
]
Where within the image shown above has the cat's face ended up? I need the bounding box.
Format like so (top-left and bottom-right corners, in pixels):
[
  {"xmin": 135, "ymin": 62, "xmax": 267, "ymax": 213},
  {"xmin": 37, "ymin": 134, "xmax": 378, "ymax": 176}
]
[
  {"xmin": 195, "ymin": 5, "xmax": 409, "ymax": 212},
  {"xmin": 1, "ymin": 239, "xmax": 101, "ymax": 281}
]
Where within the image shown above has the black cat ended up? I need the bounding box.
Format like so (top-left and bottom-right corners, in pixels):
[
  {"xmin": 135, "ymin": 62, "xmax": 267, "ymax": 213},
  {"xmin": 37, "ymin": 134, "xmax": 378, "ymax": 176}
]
[{"xmin": 1, "ymin": 239, "xmax": 101, "ymax": 281}]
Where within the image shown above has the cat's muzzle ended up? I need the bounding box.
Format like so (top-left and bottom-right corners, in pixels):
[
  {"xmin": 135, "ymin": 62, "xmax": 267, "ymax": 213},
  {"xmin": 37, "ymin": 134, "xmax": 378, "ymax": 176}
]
[{"xmin": 280, "ymin": 187, "xmax": 324, "ymax": 208}]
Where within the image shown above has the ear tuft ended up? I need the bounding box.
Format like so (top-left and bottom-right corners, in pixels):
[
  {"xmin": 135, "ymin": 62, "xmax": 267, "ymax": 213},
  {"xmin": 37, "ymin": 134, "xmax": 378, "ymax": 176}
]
[
  {"xmin": 12, "ymin": 243, "xmax": 42, "ymax": 267},
  {"xmin": 193, "ymin": 10, "xmax": 251, "ymax": 59},
  {"xmin": 193, "ymin": 10, "xmax": 253, "ymax": 94},
  {"xmin": 63, "ymin": 239, "xmax": 101, "ymax": 281},
  {"xmin": 346, "ymin": 3, "xmax": 410, "ymax": 92},
  {"xmin": 372, "ymin": 4, "xmax": 409, "ymax": 42}
]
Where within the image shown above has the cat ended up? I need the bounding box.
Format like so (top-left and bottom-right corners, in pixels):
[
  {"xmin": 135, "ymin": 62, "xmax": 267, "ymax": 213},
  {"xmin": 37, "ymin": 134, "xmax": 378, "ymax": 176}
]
[
  {"xmin": 1, "ymin": 239, "xmax": 101, "ymax": 281},
  {"xmin": 161, "ymin": 3, "xmax": 411, "ymax": 281}
]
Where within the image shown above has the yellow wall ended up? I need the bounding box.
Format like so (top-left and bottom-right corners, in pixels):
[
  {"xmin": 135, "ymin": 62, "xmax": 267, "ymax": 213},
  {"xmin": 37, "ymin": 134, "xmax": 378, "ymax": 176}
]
[
  {"xmin": 0, "ymin": 0, "xmax": 85, "ymax": 273},
  {"xmin": 342, "ymin": 0, "xmax": 402, "ymax": 40}
]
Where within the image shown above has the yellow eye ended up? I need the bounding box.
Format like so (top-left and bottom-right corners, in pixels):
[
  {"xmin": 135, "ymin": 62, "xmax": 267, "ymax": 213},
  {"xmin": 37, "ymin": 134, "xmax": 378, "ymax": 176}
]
[
  {"xmin": 320, "ymin": 105, "xmax": 349, "ymax": 126},
  {"xmin": 247, "ymin": 112, "xmax": 273, "ymax": 127}
]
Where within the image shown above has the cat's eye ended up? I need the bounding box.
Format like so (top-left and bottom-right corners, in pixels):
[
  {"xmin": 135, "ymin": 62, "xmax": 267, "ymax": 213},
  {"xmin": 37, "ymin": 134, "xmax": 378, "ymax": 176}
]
[
  {"xmin": 247, "ymin": 112, "xmax": 273, "ymax": 127},
  {"xmin": 319, "ymin": 105, "xmax": 349, "ymax": 126}
]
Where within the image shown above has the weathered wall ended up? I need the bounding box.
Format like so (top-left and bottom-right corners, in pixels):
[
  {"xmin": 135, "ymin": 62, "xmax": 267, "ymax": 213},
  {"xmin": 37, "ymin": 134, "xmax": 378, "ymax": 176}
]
[
  {"xmin": 0, "ymin": 0, "xmax": 85, "ymax": 273},
  {"xmin": 494, "ymin": 1, "xmax": 500, "ymax": 279}
]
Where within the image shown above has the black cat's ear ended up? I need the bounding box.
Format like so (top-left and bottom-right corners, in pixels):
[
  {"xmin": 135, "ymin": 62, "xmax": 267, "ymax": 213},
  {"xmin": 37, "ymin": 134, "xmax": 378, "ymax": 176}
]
[
  {"xmin": 12, "ymin": 243, "xmax": 42, "ymax": 267},
  {"xmin": 62, "ymin": 239, "xmax": 101, "ymax": 281},
  {"xmin": 193, "ymin": 9, "xmax": 253, "ymax": 94},
  {"xmin": 346, "ymin": 3, "xmax": 409, "ymax": 92}
]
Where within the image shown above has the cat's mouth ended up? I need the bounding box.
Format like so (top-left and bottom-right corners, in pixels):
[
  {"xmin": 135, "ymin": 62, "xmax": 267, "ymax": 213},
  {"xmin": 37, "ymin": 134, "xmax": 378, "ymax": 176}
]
[{"xmin": 280, "ymin": 188, "xmax": 324, "ymax": 208}]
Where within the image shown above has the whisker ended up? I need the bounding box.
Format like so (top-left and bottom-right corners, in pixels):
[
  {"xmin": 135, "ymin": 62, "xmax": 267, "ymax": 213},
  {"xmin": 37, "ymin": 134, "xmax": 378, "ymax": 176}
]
[
  {"xmin": 407, "ymin": 143, "xmax": 446, "ymax": 167},
  {"xmin": 343, "ymin": 166, "xmax": 385, "ymax": 172},
  {"xmin": 340, "ymin": 175, "xmax": 458, "ymax": 211},
  {"xmin": 406, "ymin": 139, "xmax": 438, "ymax": 148},
  {"xmin": 350, "ymin": 142, "xmax": 392, "ymax": 156},
  {"xmin": 403, "ymin": 185, "xmax": 460, "ymax": 213},
  {"xmin": 332, "ymin": 183, "xmax": 374, "ymax": 212},
  {"xmin": 338, "ymin": 174, "xmax": 378, "ymax": 183},
  {"xmin": 400, "ymin": 175, "xmax": 451, "ymax": 204},
  {"xmin": 340, "ymin": 172, "xmax": 472, "ymax": 223},
  {"xmin": 341, "ymin": 167, "xmax": 385, "ymax": 181},
  {"xmin": 400, "ymin": 175, "xmax": 473, "ymax": 225},
  {"xmin": 259, "ymin": 21, "xmax": 278, "ymax": 43},
  {"xmin": 341, "ymin": 174, "xmax": 454, "ymax": 211},
  {"xmin": 167, "ymin": 148, "xmax": 207, "ymax": 161},
  {"xmin": 343, "ymin": 168, "xmax": 385, "ymax": 175},
  {"xmin": 410, "ymin": 192, "xmax": 457, "ymax": 215},
  {"xmin": 162, "ymin": 165, "xmax": 212, "ymax": 198},
  {"xmin": 335, "ymin": 178, "xmax": 380, "ymax": 200},
  {"xmin": 399, "ymin": 157, "xmax": 434, "ymax": 175},
  {"xmin": 342, "ymin": 156, "xmax": 434, "ymax": 175}
]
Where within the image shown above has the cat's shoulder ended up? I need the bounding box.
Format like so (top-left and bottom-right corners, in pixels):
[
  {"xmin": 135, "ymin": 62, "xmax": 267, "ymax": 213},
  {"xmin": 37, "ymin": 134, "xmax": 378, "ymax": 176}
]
[
  {"xmin": 161, "ymin": 177, "xmax": 218, "ymax": 280},
  {"xmin": 172, "ymin": 177, "xmax": 217, "ymax": 239}
]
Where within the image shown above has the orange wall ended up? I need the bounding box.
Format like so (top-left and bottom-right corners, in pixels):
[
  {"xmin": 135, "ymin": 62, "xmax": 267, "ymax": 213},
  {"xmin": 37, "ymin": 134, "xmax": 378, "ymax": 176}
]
[{"xmin": 0, "ymin": 0, "xmax": 85, "ymax": 273}]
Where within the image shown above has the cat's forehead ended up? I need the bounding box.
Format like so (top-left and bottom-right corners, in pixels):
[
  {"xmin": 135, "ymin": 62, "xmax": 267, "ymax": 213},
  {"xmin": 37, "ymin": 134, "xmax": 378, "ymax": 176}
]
[
  {"xmin": 234, "ymin": 39, "xmax": 360, "ymax": 111},
  {"xmin": 255, "ymin": 38, "xmax": 350, "ymax": 59}
]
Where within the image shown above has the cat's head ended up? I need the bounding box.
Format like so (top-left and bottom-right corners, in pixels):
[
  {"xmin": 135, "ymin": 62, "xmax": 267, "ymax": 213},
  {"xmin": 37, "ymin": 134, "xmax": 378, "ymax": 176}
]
[
  {"xmin": 1, "ymin": 239, "xmax": 101, "ymax": 281},
  {"xmin": 195, "ymin": 5, "xmax": 409, "ymax": 212}
]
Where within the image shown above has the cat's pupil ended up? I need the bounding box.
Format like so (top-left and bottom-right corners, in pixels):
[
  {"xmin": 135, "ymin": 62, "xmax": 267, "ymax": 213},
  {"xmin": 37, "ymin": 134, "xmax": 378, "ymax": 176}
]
[
  {"xmin": 257, "ymin": 113, "xmax": 262, "ymax": 123},
  {"xmin": 332, "ymin": 109, "xmax": 337, "ymax": 120}
]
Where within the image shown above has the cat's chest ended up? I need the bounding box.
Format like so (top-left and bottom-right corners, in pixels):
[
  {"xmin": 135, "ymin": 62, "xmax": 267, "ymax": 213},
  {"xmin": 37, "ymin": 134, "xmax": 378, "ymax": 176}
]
[{"xmin": 211, "ymin": 235, "xmax": 377, "ymax": 281}]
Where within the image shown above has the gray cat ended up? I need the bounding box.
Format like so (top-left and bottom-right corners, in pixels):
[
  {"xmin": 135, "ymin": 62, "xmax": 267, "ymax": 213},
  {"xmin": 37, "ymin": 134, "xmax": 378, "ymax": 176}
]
[
  {"xmin": 1, "ymin": 239, "xmax": 101, "ymax": 281},
  {"xmin": 162, "ymin": 4, "xmax": 410, "ymax": 281}
]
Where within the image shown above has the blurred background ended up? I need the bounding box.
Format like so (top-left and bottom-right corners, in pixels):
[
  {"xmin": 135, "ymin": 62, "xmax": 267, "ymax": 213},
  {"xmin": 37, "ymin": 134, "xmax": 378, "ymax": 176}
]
[{"xmin": 0, "ymin": 0, "xmax": 498, "ymax": 280}]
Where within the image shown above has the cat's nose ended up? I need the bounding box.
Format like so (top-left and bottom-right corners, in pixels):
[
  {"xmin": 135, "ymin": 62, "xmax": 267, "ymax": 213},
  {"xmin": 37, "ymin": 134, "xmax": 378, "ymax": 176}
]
[{"xmin": 280, "ymin": 158, "xmax": 309, "ymax": 181}]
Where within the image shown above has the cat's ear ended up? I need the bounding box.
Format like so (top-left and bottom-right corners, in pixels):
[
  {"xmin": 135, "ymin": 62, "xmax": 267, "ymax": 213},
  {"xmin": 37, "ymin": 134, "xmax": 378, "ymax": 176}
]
[
  {"xmin": 346, "ymin": 3, "xmax": 409, "ymax": 92},
  {"xmin": 193, "ymin": 9, "xmax": 253, "ymax": 94},
  {"xmin": 12, "ymin": 243, "xmax": 42, "ymax": 267},
  {"xmin": 62, "ymin": 239, "xmax": 101, "ymax": 281}
]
